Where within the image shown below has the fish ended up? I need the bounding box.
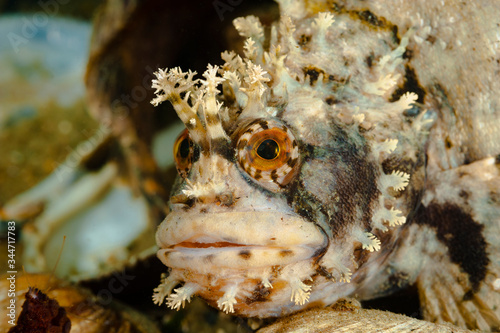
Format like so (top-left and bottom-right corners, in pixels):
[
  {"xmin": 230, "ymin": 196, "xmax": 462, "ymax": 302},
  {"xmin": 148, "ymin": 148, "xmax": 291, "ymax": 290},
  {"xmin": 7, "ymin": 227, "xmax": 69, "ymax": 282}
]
[{"xmin": 150, "ymin": 0, "xmax": 500, "ymax": 330}]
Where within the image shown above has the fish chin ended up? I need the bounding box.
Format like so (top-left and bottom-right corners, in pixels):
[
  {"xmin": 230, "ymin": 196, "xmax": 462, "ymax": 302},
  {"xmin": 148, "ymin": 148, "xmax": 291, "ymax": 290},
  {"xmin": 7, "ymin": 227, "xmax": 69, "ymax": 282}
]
[{"xmin": 161, "ymin": 256, "xmax": 325, "ymax": 317}]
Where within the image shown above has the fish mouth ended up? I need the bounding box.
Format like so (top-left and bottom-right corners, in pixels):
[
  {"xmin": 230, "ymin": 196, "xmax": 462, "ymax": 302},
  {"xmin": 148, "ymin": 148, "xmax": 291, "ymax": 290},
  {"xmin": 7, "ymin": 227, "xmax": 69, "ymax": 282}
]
[
  {"xmin": 171, "ymin": 239, "xmax": 248, "ymax": 249},
  {"xmin": 156, "ymin": 211, "xmax": 328, "ymax": 271}
]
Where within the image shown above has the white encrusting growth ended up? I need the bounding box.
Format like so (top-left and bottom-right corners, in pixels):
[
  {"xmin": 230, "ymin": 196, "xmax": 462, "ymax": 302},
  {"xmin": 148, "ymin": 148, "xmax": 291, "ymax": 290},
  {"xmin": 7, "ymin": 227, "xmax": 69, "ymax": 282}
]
[
  {"xmin": 338, "ymin": 267, "xmax": 353, "ymax": 283},
  {"xmin": 151, "ymin": 67, "xmax": 208, "ymax": 149},
  {"xmin": 281, "ymin": 262, "xmax": 315, "ymax": 305},
  {"xmin": 362, "ymin": 33, "xmax": 411, "ymax": 98},
  {"xmin": 200, "ymin": 64, "xmax": 228, "ymax": 142},
  {"xmin": 182, "ymin": 177, "xmax": 223, "ymax": 198},
  {"xmin": 152, "ymin": 273, "xmax": 180, "ymax": 305},
  {"xmin": 372, "ymin": 138, "xmax": 399, "ymax": 155},
  {"xmin": 233, "ymin": 15, "xmax": 264, "ymax": 42},
  {"xmin": 388, "ymin": 92, "xmax": 418, "ymax": 113},
  {"xmin": 372, "ymin": 206, "xmax": 406, "ymax": 232},
  {"xmin": 289, "ymin": 277, "xmax": 312, "ymax": 305},
  {"xmin": 365, "ymin": 73, "xmax": 400, "ymax": 96},
  {"xmin": 242, "ymin": 62, "xmax": 270, "ymax": 99},
  {"xmin": 166, "ymin": 283, "xmax": 200, "ymax": 310},
  {"xmin": 313, "ymin": 12, "xmax": 335, "ymax": 31},
  {"xmin": 380, "ymin": 170, "xmax": 411, "ymax": 192},
  {"xmin": 279, "ymin": 15, "xmax": 298, "ymax": 51},
  {"xmin": 262, "ymin": 277, "xmax": 273, "ymax": 289},
  {"xmin": 181, "ymin": 154, "xmax": 228, "ymax": 199},
  {"xmin": 247, "ymin": 268, "xmax": 274, "ymax": 289},
  {"xmin": 364, "ymin": 233, "xmax": 381, "ymax": 252},
  {"xmin": 217, "ymin": 284, "xmax": 240, "ymax": 313},
  {"xmin": 151, "ymin": 67, "xmax": 198, "ymax": 106},
  {"xmin": 320, "ymin": 248, "xmax": 353, "ymax": 283},
  {"xmin": 312, "ymin": 12, "xmax": 335, "ymax": 46},
  {"xmin": 354, "ymin": 231, "xmax": 382, "ymax": 252},
  {"xmin": 352, "ymin": 113, "xmax": 365, "ymax": 124}
]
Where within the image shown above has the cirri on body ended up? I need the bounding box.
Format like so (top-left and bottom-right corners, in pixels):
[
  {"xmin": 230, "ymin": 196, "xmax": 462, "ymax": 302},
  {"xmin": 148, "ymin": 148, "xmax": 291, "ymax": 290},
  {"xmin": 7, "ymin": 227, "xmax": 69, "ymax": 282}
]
[{"xmin": 151, "ymin": 0, "xmax": 500, "ymax": 331}]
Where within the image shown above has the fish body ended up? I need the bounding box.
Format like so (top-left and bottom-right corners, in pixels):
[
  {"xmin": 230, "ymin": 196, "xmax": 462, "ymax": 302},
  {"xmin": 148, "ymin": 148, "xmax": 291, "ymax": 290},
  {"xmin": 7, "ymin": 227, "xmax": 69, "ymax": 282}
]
[{"xmin": 151, "ymin": 1, "xmax": 500, "ymax": 330}]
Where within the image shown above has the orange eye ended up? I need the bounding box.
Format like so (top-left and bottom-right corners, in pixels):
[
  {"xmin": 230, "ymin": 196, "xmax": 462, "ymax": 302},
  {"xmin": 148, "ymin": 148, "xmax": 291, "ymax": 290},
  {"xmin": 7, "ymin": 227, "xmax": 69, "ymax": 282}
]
[
  {"xmin": 236, "ymin": 119, "xmax": 300, "ymax": 191},
  {"xmin": 173, "ymin": 129, "xmax": 193, "ymax": 178}
]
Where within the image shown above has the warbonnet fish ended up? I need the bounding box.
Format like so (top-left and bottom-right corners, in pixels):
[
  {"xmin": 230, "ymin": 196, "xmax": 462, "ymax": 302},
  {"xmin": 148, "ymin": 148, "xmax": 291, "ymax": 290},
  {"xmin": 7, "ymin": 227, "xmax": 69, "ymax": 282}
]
[{"xmin": 150, "ymin": 1, "xmax": 500, "ymax": 331}]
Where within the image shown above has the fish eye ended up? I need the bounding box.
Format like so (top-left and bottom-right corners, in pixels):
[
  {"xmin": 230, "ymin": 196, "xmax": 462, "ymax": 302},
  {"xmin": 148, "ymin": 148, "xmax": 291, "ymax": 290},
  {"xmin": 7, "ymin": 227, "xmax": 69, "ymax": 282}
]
[
  {"xmin": 173, "ymin": 129, "xmax": 193, "ymax": 178},
  {"xmin": 256, "ymin": 139, "xmax": 280, "ymax": 160},
  {"xmin": 236, "ymin": 119, "xmax": 300, "ymax": 191}
]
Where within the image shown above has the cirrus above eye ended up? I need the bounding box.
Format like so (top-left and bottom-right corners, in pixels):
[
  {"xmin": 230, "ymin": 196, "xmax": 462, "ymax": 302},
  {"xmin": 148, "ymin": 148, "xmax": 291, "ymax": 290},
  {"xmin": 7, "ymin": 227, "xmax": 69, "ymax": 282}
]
[
  {"xmin": 235, "ymin": 119, "xmax": 301, "ymax": 191},
  {"xmin": 173, "ymin": 129, "xmax": 193, "ymax": 178}
]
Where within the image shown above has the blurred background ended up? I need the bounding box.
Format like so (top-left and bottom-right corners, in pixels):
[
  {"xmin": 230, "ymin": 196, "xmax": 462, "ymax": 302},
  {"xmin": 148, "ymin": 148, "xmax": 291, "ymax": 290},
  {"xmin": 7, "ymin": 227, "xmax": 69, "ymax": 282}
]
[{"xmin": 0, "ymin": 1, "xmax": 277, "ymax": 332}]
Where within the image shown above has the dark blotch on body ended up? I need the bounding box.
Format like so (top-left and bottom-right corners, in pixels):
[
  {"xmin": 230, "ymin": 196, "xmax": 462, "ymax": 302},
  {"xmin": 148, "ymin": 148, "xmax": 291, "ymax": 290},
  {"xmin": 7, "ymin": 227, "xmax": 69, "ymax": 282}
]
[
  {"xmin": 287, "ymin": 158, "xmax": 298, "ymax": 168},
  {"xmin": 239, "ymin": 250, "xmax": 252, "ymax": 260},
  {"xmin": 325, "ymin": 96, "xmax": 338, "ymax": 105},
  {"xmin": 246, "ymin": 283, "xmax": 271, "ymax": 304},
  {"xmin": 415, "ymin": 201, "xmax": 489, "ymax": 293},
  {"xmin": 181, "ymin": 197, "xmax": 196, "ymax": 210},
  {"xmin": 299, "ymin": 34, "xmax": 311, "ymax": 47},
  {"xmin": 328, "ymin": 3, "xmax": 398, "ymax": 41},
  {"xmin": 290, "ymin": 125, "xmax": 379, "ymax": 235},
  {"xmin": 459, "ymin": 190, "xmax": 469, "ymax": 200},
  {"xmin": 357, "ymin": 10, "xmax": 387, "ymax": 28},
  {"xmin": 445, "ymin": 137, "xmax": 453, "ymax": 149},
  {"xmin": 168, "ymin": 93, "xmax": 182, "ymax": 105},
  {"xmin": 365, "ymin": 53, "xmax": 374, "ymax": 68},
  {"xmin": 289, "ymin": 183, "xmax": 321, "ymax": 223},
  {"xmin": 212, "ymin": 139, "xmax": 234, "ymax": 161},
  {"xmin": 303, "ymin": 66, "xmax": 324, "ymax": 85},
  {"xmin": 390, "ymin": 66, "xmax": 426, "ymax": 104},
  {"xmin": 270, "ymin": 169, "xmax": 278, "ymax": 181},
  {"xmin": 258, "ymin": 120, "xmax": 269, "ymax": 130}
]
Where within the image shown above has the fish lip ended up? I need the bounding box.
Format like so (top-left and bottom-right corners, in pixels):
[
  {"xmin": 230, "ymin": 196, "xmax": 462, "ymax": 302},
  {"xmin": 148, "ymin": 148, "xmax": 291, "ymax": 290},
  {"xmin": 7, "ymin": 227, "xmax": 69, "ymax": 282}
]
[
  {"xmin": 165, "ymin": 236, "xmax": 298, "ymax": 252},
  {"xmin": 157, "ymin": 244, "xmax": 320, "ymax": 270},
  {"xmin": 165, "ymin": 234, "xmax": 258, "ymax": 250},
  {"xmin": 156, "ymin": 211, "xmax": 328, "ymax": 250}
]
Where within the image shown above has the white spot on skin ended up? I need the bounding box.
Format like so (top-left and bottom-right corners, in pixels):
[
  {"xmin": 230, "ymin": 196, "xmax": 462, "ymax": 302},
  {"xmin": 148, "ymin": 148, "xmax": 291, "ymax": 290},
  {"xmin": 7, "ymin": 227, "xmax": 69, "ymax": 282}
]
[{"xmin": 493, "ymin": 279, "xmax": 500, "ymax": 291}]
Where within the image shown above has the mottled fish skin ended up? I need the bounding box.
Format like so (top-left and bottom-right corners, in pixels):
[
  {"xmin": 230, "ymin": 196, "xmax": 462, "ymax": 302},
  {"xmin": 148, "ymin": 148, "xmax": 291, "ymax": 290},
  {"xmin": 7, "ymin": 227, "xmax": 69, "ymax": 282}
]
[{"xmin": 151, "ymin": 0, "xmax": 500, "ymax": 331}]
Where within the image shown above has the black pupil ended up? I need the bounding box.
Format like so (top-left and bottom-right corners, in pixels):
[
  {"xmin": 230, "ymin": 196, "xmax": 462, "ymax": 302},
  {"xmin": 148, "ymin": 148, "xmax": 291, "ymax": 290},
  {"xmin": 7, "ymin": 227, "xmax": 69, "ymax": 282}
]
[
  {"xmin": 179, "ymin": 138, "xmax": 191, "ymax": 159},
  {"xmin": 256, "ymin": 139, "xmax": 279, "ymax": 160}
]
